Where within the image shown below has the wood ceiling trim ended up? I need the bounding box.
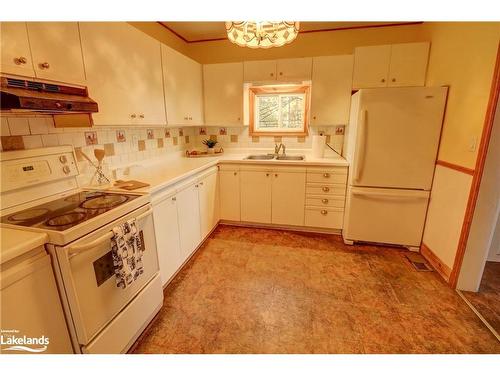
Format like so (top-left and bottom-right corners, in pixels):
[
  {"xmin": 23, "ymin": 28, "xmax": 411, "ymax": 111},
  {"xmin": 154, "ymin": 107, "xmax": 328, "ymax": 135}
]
[{"xmin": 158, "ymin": 21, "xmax": 424, "ymax": 44}]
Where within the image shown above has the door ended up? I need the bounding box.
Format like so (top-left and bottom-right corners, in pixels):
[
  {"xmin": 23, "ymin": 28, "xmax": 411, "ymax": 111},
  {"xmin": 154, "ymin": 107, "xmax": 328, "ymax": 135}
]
[
  {"xmin": 0, "ymin": 22, "xmax": 35, "ymax": 77},
  {"xmin": 240, "ymin": 169, "xmax": 272, "ymax": 223},
  {"xmin": 276, "ymin": 57, "xmax": 312, "ymax": 81},
  {"xmin": 176, "ymin": 181, "xmax": 201, "ymax": 262},
  {"xmin": 80, "ymin": 22, "xmax": 166, "ymax": 126},
  {"xmin": 203, "ymin": 62, "xmax": 243, "ymax": 126},
  {"xmin": 352, "ymin": 45, "xmax": 391, "ymax": 89},
  {"xmin": 350, "ymin": 87, "xmax": 447, "ymax": 190},
  {"xmin": 219, "ymin": 169, "xmax": 240, "ymax": 221},
  {"xmin": 388, "ymin": 42, "xmax": 430, "ymax": 87},
  {"xmin": 152, "ymin": 193, "xmax": 182, "ymax": 285},
  {"xmin": 343, "ymin": 186, "xmax": 430, "ymax": 247},
  {"xmin": 244, "ymin": 60, "xmax": 277, "ymax": 81},
  {"xmin": 198, "ymin": 169, "xmax": 219, "ymax": 239},
  {"xmin": 311, "ymin": 55, "xmax": 354, "ymax": 125},
  {"xmin": 272, "ymin": 170, "xmax": 306, "ymax": 226},
  {"xmin": 27, "ymin": 22, "xmax": 86, "ymax": 84}
]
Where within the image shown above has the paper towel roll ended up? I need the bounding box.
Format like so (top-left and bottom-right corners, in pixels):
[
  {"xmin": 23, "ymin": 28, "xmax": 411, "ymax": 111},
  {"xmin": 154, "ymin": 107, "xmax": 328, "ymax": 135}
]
[{"xmin": 312, "ymin": 135, "xmax": 326, "ymax": 158}]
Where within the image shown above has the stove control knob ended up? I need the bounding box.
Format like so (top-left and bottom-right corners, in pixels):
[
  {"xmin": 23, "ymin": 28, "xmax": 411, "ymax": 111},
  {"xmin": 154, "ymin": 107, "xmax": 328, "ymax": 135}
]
[
  {"xmin": 63, "ymin": 165, "xmax": 71, "ymax": 175},
  {"xmin": 59, "ymin": 155, "xmax": 68, "ymax": 164}
]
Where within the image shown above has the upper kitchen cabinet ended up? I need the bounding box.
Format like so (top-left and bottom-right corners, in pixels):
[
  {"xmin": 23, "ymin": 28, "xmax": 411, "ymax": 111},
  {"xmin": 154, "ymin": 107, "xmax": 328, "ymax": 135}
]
[
  {"xmin": 311, "ymin": 55, "xmax": 354, "ymax": 125},
  {"xmin": 387, "ymin": 42, "xmax": 430, "ymax": 87},
  {"xmin": 243, "ymin": 60, "xmax": 277, "ymax": 81},
  {"xmin": 0, "ymin": 22, "xmax": 35, "ymax": 77},
  {"xmin": 26, "ymin": 23, "xmax": 86, "ymax": 85},
  {"xmin": 80, "ymin": 22, "xmax": 166, "ymax": 126},
  {"xmin": 353, "ymin": 42, "xmax": 430, "ymax": 89},
  {"xmin": 162, "ymin": 45, "xmax": 203, "ymax": 126},
  {"xmin": 276, "ymin": 57, "xmax": 312, "ymax": 81},
  {"xmin": 203, "ymin": 62, "xmax": 244, "ymax": 126}
]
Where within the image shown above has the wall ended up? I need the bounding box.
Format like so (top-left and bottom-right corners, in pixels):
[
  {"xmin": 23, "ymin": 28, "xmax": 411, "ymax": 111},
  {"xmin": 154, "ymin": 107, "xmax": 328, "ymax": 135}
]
[
  {"xmin": 186, "ymin": 23, "xmax": 426, "ymax": 63},
  {"xmin": 420, "ymin": 22, "xmax": 500, "ymax": 275}
]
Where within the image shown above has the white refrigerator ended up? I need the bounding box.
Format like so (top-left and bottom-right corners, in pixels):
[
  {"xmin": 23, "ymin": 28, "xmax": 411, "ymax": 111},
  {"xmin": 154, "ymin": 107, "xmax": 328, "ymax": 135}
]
[{"xmin": 342, "ymin": 87, "xmax": 448, "ymax": 249}]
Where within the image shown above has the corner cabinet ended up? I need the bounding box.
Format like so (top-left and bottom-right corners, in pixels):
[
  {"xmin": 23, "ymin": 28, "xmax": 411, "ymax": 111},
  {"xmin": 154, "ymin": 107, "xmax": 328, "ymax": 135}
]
[
  {"xmin": 203, "ymin": 62, "xmax": 244, "ymax": 126},
  {"xmin": 162, "ymin": 45, "xmax": 204, "ymax": 126},
  {"xmin": 79, "ymin": 22, "xmax": 166, "ymax": 126},
  {"xmin": 311, "ymin": 55, "xmax": 354, "ymax": 126},
  {"xmin": 353, "ymin": 42, "xmax": 430, "ymax": 89}
]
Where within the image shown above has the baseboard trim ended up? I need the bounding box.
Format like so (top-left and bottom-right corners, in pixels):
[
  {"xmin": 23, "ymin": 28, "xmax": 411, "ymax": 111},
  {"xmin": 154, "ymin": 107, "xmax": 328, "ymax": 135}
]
[
  {"xmin": 420, "ymin": 242, "xmax": 452, "ymax": 281},
  {"xmin": 219, "ymin": 220, "xmax": 342, "ymax": 235},
  {"xmin": 436, "ymin": 160, "xmax": 475, "ymax": 176}
]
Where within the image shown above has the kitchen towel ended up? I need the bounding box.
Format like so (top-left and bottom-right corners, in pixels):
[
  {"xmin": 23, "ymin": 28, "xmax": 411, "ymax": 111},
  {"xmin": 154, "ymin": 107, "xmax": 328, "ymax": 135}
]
[{"xmin": 111, "ymin": 219, "xmax": 144, "ymax": 289}]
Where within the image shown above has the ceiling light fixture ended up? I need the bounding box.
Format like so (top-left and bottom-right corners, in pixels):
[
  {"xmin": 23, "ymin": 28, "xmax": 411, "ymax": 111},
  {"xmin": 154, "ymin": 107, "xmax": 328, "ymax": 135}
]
[{"xmin": 225, "ymin": 22, "xmax": 300, "ymax": 49}]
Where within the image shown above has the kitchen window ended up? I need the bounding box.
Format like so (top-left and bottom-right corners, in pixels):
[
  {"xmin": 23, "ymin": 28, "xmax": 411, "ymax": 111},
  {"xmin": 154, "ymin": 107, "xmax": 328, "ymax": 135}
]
[{"xmin": 249, "ymin": 85, "xmax": 310, "ymax": 136}]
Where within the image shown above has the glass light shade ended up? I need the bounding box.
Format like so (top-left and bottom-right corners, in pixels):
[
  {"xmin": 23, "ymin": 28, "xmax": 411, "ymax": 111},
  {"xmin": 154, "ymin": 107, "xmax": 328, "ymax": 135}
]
[{"xmin": 225, "ymin": 21, "xmax": 300, "ymax": 49}]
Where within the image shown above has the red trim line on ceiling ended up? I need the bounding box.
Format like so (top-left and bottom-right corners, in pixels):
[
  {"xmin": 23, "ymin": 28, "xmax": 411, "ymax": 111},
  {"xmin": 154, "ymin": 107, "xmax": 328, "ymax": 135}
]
[{"xmin": 157, "ymin": 21, "xmax": 424, "ymax": 44}]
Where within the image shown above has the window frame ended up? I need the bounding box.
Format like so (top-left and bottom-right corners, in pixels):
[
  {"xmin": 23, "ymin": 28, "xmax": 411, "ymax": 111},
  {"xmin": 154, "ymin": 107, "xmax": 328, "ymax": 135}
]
[{"xmin": 249, "ymin": 84, "xmax": 310, "ymax": 136}]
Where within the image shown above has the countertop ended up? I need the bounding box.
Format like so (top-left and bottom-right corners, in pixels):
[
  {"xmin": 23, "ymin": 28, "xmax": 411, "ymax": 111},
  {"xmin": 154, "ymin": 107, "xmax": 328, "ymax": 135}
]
[
  {"xmin": 107, "ymin": 149, "xmax": 349, "ymax": 195},
  {"xmin": 1, "ymin": 227, "xmax": 48, "ymax": 264}
]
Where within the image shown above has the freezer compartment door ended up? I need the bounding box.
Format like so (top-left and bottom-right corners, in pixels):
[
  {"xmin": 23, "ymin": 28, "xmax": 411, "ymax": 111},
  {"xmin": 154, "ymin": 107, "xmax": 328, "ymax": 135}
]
[
  {"xmin": 350, "ymin": 87, "xmax": 447, "ymax": 190},
  {"xmin": 343, "ymin": 186, "xmax": 430, "ymax": 247}
]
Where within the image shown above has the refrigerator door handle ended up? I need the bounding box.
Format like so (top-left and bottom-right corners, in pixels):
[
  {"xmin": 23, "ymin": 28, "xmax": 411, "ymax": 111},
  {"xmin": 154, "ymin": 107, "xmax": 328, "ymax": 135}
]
[
  {"xmin": 354, "ymin": 109, "xmax": 367, "ymax": 183},
  {"xmin": 352, "ymin": 189, "xmax": 429, "ymax": 200}
]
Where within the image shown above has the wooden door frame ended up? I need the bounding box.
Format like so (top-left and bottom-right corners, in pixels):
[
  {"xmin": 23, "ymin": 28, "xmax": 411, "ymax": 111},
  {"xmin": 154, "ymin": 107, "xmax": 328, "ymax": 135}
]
[{"xmin": 450, "ymin": 42, "xmax": 500, "ymax": 288}]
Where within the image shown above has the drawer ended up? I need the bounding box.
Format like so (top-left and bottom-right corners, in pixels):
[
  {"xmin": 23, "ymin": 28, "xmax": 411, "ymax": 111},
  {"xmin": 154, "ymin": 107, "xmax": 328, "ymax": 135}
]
[
  {"xmin": 305, "ymin": 207, "xmax": 344, "ymax": 229},
  {"xmin": 306, "ymin": 183, "xmax": 346, "ymax": 196},
  {"xmin": 307, "ymin": 171, "xmax": 347, "ymax": 184},
  {"xmin": 305, "ymin": 195, "xmax": 345, "ymax": 208}
]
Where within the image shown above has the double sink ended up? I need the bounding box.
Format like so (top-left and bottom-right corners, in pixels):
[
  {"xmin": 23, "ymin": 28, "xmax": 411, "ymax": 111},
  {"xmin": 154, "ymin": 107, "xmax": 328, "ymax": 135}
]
[{"xmin": 245, "ymin": 154, "xmax": 305, "ymax": 161}]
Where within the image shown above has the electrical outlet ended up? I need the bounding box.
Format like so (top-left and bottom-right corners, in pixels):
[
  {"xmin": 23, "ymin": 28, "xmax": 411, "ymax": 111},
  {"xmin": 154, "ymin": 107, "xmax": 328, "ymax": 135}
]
[{"xmin": 335, "ymin": 126, "xmax": 345, "ymax": 135}]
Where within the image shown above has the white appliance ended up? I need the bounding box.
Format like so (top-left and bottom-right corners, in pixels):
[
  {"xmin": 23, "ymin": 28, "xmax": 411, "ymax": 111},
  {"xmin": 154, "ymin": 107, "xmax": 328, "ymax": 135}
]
[
  {"xmin": 0, "ymin": 146, "xmax": 163, "ymax": 353},
  {"xmin": 343, "ymin": 87, "xmax": 448, "ymax": 249}
]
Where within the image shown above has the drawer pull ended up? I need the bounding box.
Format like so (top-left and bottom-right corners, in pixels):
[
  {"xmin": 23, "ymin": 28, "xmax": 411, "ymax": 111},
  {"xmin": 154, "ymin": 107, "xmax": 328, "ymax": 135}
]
[
  {"xmin": 323, "ymin": 173, "xmax": 330, "ymax": 178},
  {"xmin": 322, "ymin": 187, "xmax": 330, "ymax": 193},
  {"xmin": 266, "ymin": 173, "xmax": 270, "ymax": 177},
  {"xmin": 321, "ymin": 210, "xmax": 328, "ymax": 215},
  {"xmin": 322, "ymin": 199, "xmax": 329, "ymax": 204}
]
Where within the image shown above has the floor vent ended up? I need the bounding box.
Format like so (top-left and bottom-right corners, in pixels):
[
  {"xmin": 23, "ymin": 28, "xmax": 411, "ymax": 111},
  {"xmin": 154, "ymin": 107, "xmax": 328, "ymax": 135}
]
[{"xmin": 405, "ymin": 254, "xmax": 433, "ymax": 272}]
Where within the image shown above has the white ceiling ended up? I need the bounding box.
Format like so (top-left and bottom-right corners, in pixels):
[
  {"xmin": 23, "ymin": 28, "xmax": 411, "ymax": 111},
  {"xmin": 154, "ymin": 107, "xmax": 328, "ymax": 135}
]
[{"xmin": 159, "ymin": 22, "xmax": 418, "ymax": 42}]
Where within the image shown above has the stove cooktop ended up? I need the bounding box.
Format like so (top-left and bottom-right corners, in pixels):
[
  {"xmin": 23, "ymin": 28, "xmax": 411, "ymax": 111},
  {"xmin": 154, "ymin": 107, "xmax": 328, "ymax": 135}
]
[{"xmin": 1, "ymin": 191, "xmax": 140, "ymax": 231}]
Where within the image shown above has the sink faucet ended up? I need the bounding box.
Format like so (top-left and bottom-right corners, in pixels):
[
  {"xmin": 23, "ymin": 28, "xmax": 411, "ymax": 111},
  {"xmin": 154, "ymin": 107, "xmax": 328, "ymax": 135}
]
[{"xmin": 274, "ymin": 143, "xmax": 286, "ymax": 157}]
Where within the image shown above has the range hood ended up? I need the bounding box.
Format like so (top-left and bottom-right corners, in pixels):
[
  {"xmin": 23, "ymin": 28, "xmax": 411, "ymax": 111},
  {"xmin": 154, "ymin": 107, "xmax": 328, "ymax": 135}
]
[{"xmin": 0, "ymin": 76, "xmax": 98, "ymax": 114}]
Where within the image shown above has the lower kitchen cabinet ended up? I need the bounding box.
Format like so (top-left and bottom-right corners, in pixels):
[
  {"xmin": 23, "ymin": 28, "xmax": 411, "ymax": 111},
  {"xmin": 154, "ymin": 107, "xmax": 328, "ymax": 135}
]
[
  {"xmin": 240, "ymin": 168, "xmax": 272, "ymax": 223},
  {"xmin": 152, "ymin": 191, "xmax": 182, "ymax": 285},
  {"xmin": 271, "ymin": 169, "xmax": 306, "ymax": 226},
  {"xmin": 176, "ymin": 181, "xmax": 202, "ymax": 262},
  {"xmin": 219, "ymin": 166, "xmax": 241, "ymax": 221},
  {"xmin": 198, "ymin": 168, "xmax": 220, "ymax": 239}
]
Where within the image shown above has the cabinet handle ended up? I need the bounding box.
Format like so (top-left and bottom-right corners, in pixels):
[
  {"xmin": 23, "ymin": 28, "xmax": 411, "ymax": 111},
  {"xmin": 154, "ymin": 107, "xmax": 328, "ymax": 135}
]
[
  {"xmin": 392, "ymin": 78, "xmax": 396, "ymax": 82},
  {"xmin": 321, "ymin": 210, "xmax": 328, "ymax": 215},
  {"xmin": 39, "ymin": 62, "xmax": 50, "ymax": 69},
  {"xmin": 237, "ymin": 117, "xmax": 241, "ymax": 121},
  {"xmin": 131, "ymin": 114, "xmax": 137, "ymax": 119},
  {"xmin": 266, "ymin": 173, "xmax": 270, "ymax": 177},
  {"xmin": 188, "ymin": 116, "xmax": 192, "ymax": 120},
  {"xmin": 172, "ymin": 197, "xmax": 176, "ymax": 201},
  {"xmin": 274, "ymin": 173, "xmax": 278, "ymax": 177},
  {"xmin": 322, "ymin": 199, "xmax": 329, "ymax": 204},
  {"xmin": 270, "ymin": 73, "xmax": 274, "ymax": 77},
  {"xmin": 322, "ymin": 187, "xmax": 330, "ymax": 192},
  {"xmin": 381, "ymin": 78, "xmax": 385, "ymax": 83},
  {"xmin": 139, "ymin": 114, "xmax": 144, "ymax": 119},
  {"xmin": 199, "ymin": 181, "xmax": 204, "ymax": 185},
  {"xmin": 233, "ymin": 172, "xmax": 237, "ymax": 176},
  {"xmin": 313, "ymin": 116, "xmax": 317, "ymax": 120},
  {"xmin": 195, "ymin": 184, "xmax": 199, "ymax": 188},
  {"xmin": 14, "ymin": 56, "xmax": 27, "ymax": 65},
  {"xmin": 279, "ymin": 72, "xmax": 283, "ymax": 76},
  {"xmin": 323, "ymin": 173, "xmax": 330, "ymax": 178},
  {"xmin": 184, "ymin": 116, "xmax": 188, "ymax": 120}
]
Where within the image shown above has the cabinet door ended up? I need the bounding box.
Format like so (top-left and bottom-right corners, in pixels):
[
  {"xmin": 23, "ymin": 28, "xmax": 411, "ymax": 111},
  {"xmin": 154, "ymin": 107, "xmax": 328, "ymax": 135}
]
[
  {"xmin": 162, "ymin": 45, "xmax": 203, "ymax": 126},
  {"xmin": 388, "ymin": 42, "xmax": 429, "ymax": 87},
  {"xmin": 276, "ymin": 57, "xmax": 312, "ymax": 81},
  {"xmin": 153, "ymin": 194, "xmax": 182, "ymax": 286},
  {"xmin": 27, "ymin": 22, "xmax": 86, "ymax": 85},
  {"xmin": 80, "ymin": 22, "xmax": 166, "ymax": 126},
  {"xmin": 272, "ymin": 171, "xmax": 306, "ymax": 226},
  {"xmin": 352, "ymin": 45, "xmax": 391, "ymax": 89},
  {"xmin": 176, "ymin": 182, "xmax": 202, "ymax": 262},
  {"xmin": 311, "ymin": 55, "xmax": 354, "ymax": 125},
  {"xmin": 203, "ymin": 62, "xmax": 243, "ymax": 126},
  {"xmin": 199, "ymin": 170, "xmax": 219, "ymax": 239},
  {"xmin": 243, "ymin": 60, "xmax": 277, "ymax": 81},
  {"xmin": 240, "ymin": 170, "xmax": 272, "ymax": 223},
  {"xmin": 0, "ymin": 22, "xmax": 35, "ymax": 77},
  {"xmin": 219, "ymin": 170, "xmax": 240, "ymax": 221}
]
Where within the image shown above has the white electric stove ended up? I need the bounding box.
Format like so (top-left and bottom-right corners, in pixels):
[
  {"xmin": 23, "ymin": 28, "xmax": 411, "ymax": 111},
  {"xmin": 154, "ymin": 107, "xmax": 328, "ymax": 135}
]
[{"xmin": 0, "ymin": 146, "xmax": 163, "ymax": 354}]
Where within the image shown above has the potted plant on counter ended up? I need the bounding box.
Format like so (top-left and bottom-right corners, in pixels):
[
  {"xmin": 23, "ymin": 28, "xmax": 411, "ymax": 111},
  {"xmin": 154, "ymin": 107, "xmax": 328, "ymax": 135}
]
[{"xmin": 202, "ymin": 138, "xmax": 218, "ymax": 154}]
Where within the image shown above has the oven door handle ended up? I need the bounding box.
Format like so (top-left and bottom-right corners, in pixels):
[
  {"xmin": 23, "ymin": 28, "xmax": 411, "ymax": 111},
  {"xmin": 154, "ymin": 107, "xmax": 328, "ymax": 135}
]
[{"xmin": 68, "ymin": 208, "xmax": 153, "ymax": 255}]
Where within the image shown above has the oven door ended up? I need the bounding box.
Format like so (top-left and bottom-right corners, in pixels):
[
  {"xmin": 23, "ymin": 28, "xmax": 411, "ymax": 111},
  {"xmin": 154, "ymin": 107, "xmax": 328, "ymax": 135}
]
[{"xmin": 56, "ymin": 204, "xmax": 159, "ymax": 345}]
